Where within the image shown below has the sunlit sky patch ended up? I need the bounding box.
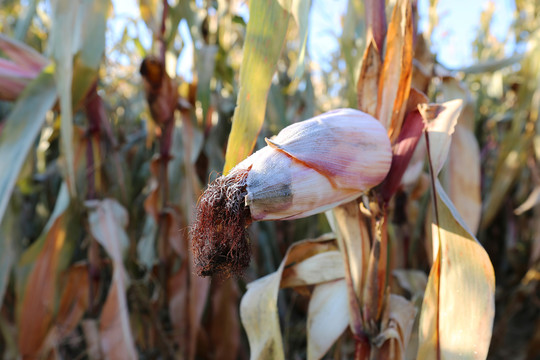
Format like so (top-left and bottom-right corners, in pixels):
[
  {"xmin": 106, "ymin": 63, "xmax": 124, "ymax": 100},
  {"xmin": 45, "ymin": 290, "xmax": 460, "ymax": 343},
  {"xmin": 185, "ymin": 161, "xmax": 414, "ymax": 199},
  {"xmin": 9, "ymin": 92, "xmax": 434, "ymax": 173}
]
[{"xmin": 109, "ymin": 0, "xmax": 516, "ymax": 80}]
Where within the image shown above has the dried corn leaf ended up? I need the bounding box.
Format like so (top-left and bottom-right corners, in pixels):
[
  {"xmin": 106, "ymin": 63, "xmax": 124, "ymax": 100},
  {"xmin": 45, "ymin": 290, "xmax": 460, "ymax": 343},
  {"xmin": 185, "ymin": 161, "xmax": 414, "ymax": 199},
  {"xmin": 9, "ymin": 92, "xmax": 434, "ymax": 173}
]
[
  {"xmin": 87, "ymin": 199, "xmax": 137, "ymax": 360},
  {"xmin": 326, "ymin": 202, "xmax": 369, "ymax": 334},
  {"xmin": 240, "ymin": 236, "xmax": 338, "ymax": 360},
  {"xmin": 240, "ymin": 272, "xmax": 284, "ymax": 360},
  {"xmin": 514, "ymin": 186, "xmax": 540, "ymax": 215},
  {"xmin": 373, "ymin": 294, "xmax": 416, "ymax": 360},
  {"xmin": 41, "ymin": 263, "xmax": 90, "ymax": 354},
  {"xmin": 307, "ymin": 279, "xmax": 349, "ymax": 360},
  {"xmin": 377, "ymin": 0, "xmax": 413, "ymax": 142},
  {"xmin": 392, "ymin": 269, "xmax": 428, "ymax": 303},
  {"xmin": 281, "ymin": 251, "xmax": 344, "ymax": 288},
  {"xmin": 17, "ymin": 209, "xmax": 77, "ymax": 357},
  {"xmin": 223, "ymin": 0, "xmax": 290, "ymax": 173},
  {"xmin": 445, "ymin": 125, "xmax": 482, "ymax": 234},
  {"xmin": 418, "ymin": 181, "xmax": 495, "ymax": 360},
  {"xmin": 357, "ymin": 39, "xmax": 381, "ymax": 117},
  {"xmin": 420, "ymin": 99, "xmax": 463, "ymax": 175},
  {"xmin": 418, "ymin": 101, "xmax": 495, "ymax": 359},
  {"xmin": 209, "ymin": 279, "xmax": 241, "ymax": 360}
]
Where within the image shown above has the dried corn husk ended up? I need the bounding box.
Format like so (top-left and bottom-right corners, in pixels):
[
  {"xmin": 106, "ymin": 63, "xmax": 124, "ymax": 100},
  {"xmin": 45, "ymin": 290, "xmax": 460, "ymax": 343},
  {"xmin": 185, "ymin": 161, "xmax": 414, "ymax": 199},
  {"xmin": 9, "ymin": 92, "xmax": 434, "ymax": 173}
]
[
  {"xmin": 191, "ymin": 108, "xmax": 392, "ymax": 277},
  {"xmin": 235, "ymin": 108, "xmax": 392, "ymax": 220}
]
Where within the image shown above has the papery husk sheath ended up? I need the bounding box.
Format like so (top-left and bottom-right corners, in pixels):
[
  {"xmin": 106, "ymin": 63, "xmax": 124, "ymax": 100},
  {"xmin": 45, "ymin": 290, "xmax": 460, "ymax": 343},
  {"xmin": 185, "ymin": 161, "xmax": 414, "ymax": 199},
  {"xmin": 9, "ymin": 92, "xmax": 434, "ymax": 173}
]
[
  {"xmin": 191, "ymin": 108, "xmax": 392, "ymax": 277},
  {"xmin": 234, "ymin": 108, "xmax": 392, "ymax": 221}
]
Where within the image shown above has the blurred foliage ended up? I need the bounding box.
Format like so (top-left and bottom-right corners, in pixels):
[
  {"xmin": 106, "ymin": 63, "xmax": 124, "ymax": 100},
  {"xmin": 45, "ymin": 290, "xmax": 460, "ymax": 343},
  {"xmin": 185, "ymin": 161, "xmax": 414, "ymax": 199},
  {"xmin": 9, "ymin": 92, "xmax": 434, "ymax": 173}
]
[{"xmin": 0, "ymin": 0, "xmax": 538, "ymax": 359}]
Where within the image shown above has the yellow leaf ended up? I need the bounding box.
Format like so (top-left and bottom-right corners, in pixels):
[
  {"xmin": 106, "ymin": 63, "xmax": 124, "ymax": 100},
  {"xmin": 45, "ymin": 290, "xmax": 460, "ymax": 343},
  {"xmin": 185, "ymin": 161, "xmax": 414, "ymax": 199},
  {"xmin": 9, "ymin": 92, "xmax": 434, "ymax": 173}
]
[
  {"xmin": 418, "ymin": 182, "xmax": 495, "ymax": 360},
  {"xmin": 418, "ymin": 102, "xmax": 495, "ymax": 359}
]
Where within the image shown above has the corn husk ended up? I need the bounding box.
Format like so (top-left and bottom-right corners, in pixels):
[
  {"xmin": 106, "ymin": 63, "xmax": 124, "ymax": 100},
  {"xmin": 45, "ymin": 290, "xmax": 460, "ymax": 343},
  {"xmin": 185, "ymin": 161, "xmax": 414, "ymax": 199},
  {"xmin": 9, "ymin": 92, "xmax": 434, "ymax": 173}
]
[
  {"xmin": 191, "ymin": 108, "xmax": 392, "ymax": 277},
  {"xmin": 234, "ymin": 108, "xmax": 392, "ymax": 220}
]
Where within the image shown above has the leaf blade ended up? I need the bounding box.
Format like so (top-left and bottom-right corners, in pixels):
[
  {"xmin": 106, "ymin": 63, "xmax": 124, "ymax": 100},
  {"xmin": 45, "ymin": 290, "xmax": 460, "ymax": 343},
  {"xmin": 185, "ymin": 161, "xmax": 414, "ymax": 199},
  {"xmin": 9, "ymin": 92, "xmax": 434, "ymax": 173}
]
[
  {"xmin": 0, "ymin": 65, "xmax": 57, "ymax": 227},
  {"xmin": 222, "ymin": 0, "xmax": 290, "ymax": 173}
]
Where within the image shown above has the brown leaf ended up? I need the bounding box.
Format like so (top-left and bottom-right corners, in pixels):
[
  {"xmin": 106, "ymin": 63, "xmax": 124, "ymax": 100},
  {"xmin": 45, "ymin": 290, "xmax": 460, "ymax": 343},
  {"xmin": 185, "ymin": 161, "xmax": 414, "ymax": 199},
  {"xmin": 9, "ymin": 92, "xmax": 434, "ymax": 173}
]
[
  {"xmin": 377, "ymin": 0, "xmax": 413, "ymax": 142},
  {"xmin": 418, "ymin": 183, "xmax": 495, "ymax": 360},
  {"xmin": 41, "ymin": 263, "xmax": 91, "ymax": 355},
  {"xmin": 140, "ymin": 57, "xmax": 178, "ymax": 126},
  {"xmin": 281, "ymin": 251, "xmax": 344, "ymax": 288},
  {"xmin": 18, "ymin": 213, "xmax": 71, "ymax": 358},
  {"xmin": 357, "ymin": 39, "xmax": 381, "ymax": 117},
  {"xmin": 167, "ymin": 263, "xmax": 210, "ymax": 360},
  {"xmin": 209, "ymin": 279, "xmax": 240, "ymax": 360},
  {"xmin": 168, "ymin": 265, "xmax": 188, "ymax": 352}
]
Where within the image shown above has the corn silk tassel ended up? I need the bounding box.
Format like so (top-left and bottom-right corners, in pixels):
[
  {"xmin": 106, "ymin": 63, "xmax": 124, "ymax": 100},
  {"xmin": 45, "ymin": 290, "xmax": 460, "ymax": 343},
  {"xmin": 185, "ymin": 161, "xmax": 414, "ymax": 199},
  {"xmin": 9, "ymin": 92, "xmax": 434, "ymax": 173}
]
[{"xmin": 191, "ymin": 109, "xmax": 392, "ymax": 277}]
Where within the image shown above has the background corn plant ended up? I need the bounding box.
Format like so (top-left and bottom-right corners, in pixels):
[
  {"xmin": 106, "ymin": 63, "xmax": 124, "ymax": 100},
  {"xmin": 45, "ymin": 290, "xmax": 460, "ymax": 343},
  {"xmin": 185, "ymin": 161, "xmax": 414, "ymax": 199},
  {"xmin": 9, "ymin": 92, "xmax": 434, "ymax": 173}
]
[{"xmin": 0, "ymin": 0, "xmax": 538, "ymax": 359}]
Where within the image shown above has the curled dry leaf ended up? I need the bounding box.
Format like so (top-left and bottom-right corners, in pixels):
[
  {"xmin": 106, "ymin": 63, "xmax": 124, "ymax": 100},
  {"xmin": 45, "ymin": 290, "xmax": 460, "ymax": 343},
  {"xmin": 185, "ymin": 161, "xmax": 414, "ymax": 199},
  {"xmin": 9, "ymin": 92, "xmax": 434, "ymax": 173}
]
[
  {"xmin": 307, "ymin": 279, "xmax": 350, "ymax": 360},
  {"xmin": 191, "ymin": 109, "xmax": 392, "ymax": 277},
  {"xmin": 281, "ymin": 251, "xmax": 344, "ymax": 288},
  {"xmin": 326, "ymin": 200, "xmax": 371, "ymax": 337},
  {"xmin": 87, "ymin": 199, "xmax": 137, "ymax": 360},
  {"xmin": 140, "ymin": 57, "xmax": 179, "ymax": 126},
  {"xmin": 372, "ymin": 294, "xmax": 416, "ymax": 360},
  {"xmin": 377, "ymin": 0, "xmax": 413, "ymax": 142},
  {"xmin": 514, "ymin": 186, "xmax": 540, "ymax": 215},
  {"xmin": 420, "ymin": 99, "xmax": 463, "ymax": 175},
  {"xmin": 18, "ymin": 212, "xmax": 73, "ymax": 358},
  {"xmin": 392, "ymin": 269, "xmax": 428, "ymax": 303},
  {"xmin": 240, "ymin": 236, "xmax": 340, "ymax": 360},
  {"xmin": 357, "ymin": 39, "xmax": 381, "ymax": 117},
  {"xmin": 41, "ymin": 263, "xmax": 90, "ymax": 355}
]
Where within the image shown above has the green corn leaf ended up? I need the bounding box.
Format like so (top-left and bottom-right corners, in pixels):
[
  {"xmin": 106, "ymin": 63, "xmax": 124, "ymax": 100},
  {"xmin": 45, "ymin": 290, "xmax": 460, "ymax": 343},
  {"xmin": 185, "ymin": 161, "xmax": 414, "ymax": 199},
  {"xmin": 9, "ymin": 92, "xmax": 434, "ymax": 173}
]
[
  {"xmin": 222, "ymin": 0, "xmax": 291, "ymax": 173},
  {"xmin": 0, "ymin": 65, "xmax": 57, "ymax": 228}
]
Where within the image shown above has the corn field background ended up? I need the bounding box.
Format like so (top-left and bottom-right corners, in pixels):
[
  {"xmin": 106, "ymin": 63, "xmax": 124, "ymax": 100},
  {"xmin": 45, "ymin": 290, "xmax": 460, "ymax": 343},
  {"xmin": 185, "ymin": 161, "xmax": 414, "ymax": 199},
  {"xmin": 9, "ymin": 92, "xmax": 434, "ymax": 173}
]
[{"xmin": 0, "ymin": 0, "xmax": 539, "ymax": 359}]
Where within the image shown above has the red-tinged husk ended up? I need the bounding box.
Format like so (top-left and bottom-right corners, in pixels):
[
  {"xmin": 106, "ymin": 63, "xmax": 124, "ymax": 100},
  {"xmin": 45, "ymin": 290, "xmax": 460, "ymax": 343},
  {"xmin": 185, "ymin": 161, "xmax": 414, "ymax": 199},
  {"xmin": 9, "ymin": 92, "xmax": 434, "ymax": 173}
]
[{"xmin": 378, "ymin": 109, "xmax": 424, "ymax": 202}]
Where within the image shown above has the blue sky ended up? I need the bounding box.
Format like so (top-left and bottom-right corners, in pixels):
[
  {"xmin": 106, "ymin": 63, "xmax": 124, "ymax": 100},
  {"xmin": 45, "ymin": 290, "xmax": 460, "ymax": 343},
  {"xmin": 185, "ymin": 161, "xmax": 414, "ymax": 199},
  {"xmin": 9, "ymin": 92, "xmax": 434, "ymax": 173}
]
[{"xmin": 110, "ymin": 0, "xmax": 516, "ymax": 78}]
